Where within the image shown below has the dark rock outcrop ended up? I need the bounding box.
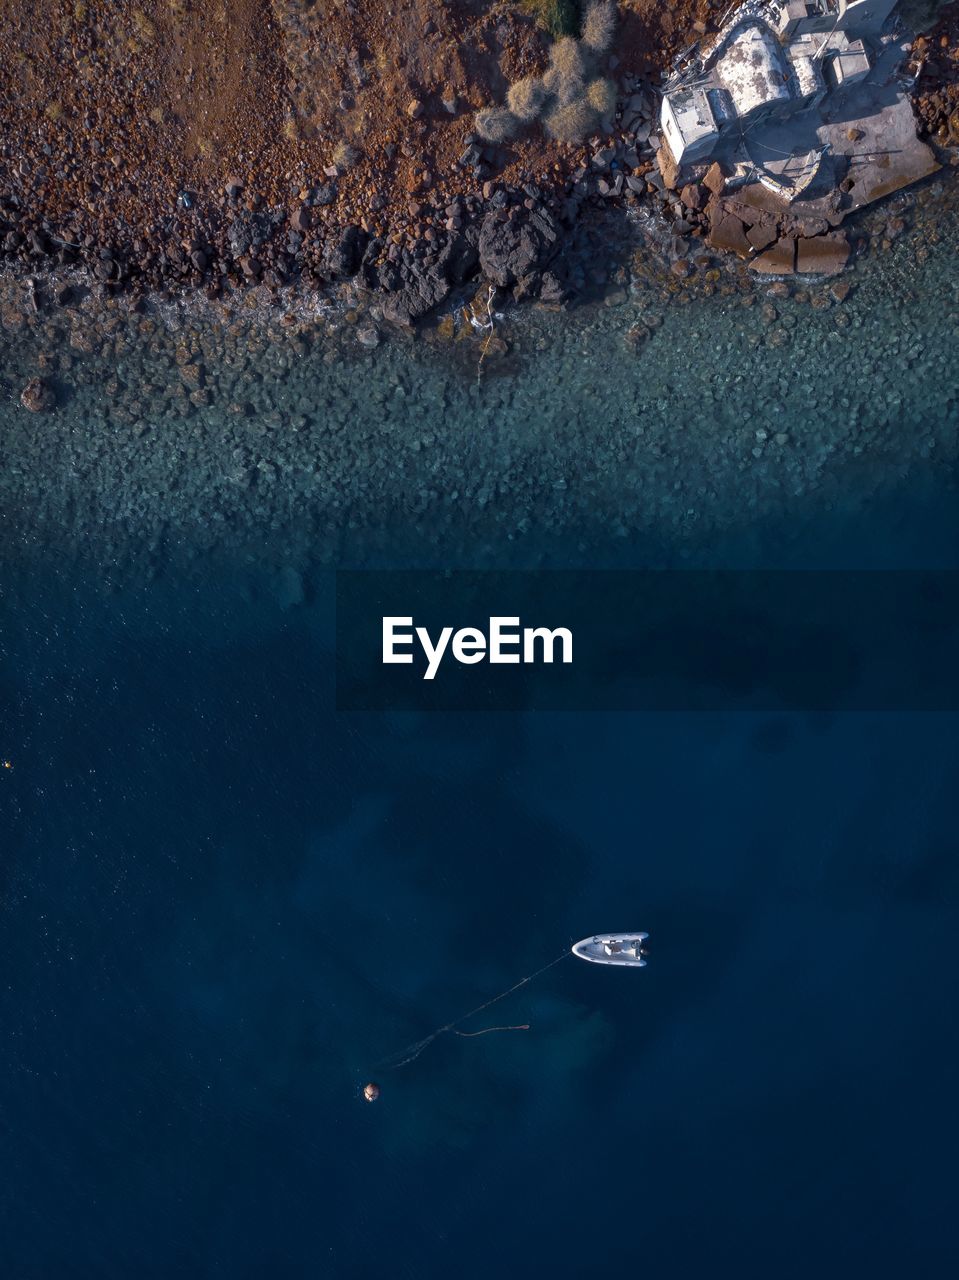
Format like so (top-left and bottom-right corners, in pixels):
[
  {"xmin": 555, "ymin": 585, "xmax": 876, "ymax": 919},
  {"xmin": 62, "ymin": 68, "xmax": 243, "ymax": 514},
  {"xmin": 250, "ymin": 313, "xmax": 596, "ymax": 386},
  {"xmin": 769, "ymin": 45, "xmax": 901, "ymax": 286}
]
[
  {"xmin": 374, "ymin": 230, "xmax": 480, "ymax": 326},
  {"xmin": 478, "ymin": 207, "xmax": 560, "ymax": 289},
  {"xmin": 380, "ymin": 262, "xmax": 452, "ymax": 327},
  {"xmin": 324, "ymin": 225, "xmax": 368, "ymax": 279}
]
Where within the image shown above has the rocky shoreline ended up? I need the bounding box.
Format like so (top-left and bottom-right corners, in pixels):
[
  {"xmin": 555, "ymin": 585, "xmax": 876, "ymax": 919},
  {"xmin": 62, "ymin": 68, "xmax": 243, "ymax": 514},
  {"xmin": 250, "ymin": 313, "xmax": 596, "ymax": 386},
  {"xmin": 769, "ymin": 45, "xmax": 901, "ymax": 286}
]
[
  {"xmin": 1, "ymin": 157, "xmax": 956, "ymax": 573},
  {"xmin": 1, "ymin": 2, "xmax": 957, "ymax": 336},
  {"xmin": 0, "ymin": 66, "xmax": 667, "ymax": 328}
]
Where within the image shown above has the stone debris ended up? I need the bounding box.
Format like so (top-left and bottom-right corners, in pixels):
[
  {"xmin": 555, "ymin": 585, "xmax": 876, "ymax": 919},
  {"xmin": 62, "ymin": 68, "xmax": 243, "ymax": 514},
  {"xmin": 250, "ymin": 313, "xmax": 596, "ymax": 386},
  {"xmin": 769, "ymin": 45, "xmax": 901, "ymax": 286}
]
[
  {"xmin": 750, "ymin": 238, "xmax": 797, "ymax": 275},
  {"xmin": 796, "ymin": 233, "xmax": 850, "ymax": 277},
  {"xmin": 652, "ymin": 0, "xmax": 940, "ymax": 284}
]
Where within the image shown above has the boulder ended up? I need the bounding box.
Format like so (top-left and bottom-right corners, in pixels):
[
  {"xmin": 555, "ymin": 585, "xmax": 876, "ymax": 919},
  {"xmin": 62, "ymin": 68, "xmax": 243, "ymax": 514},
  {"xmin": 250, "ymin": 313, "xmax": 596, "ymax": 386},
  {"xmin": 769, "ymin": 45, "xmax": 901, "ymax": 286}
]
[
  {"xmin": 324, "ymin": 225, "xmax": 368, "ymax": 278},
  {"xmin": 796, "ymin": 233, "xmax": 849, "ymax": 276},
  {"xmin": 680, "ymin": 183, "xmax": 705, "ymax": 212},
  {"xmin": 478, "ymin": 207, "xmax": 559, "ymax": 288},
  {"xmin": 703, "ymin": 162, "xmax": 727, "ymax": 197},
  {"xmin": 749, "ymin": 238, "xmax": 797, "ymax": 275},
  {"xmin": 707, "ymin": 210, "xmax": 751, "ymax": 258},
  {"xmin": 746, "ymin": 220, "xmax": 778, "ymax": 252},
  {"xmin": 20, "ymin": 377, "xmax": 55, "ymax": 412}
]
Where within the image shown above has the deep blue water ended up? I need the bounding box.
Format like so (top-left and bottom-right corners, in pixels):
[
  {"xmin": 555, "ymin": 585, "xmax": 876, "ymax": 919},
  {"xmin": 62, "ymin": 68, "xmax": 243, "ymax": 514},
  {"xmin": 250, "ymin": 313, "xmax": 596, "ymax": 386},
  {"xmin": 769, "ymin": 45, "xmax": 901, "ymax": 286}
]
[
  {"xmin": 3, "ymin": 179, "xmax": 959, "ymax": 1274},
  {"xmin": 2, "ymin": 529, "xmax": 958, "ymax": 1277}
]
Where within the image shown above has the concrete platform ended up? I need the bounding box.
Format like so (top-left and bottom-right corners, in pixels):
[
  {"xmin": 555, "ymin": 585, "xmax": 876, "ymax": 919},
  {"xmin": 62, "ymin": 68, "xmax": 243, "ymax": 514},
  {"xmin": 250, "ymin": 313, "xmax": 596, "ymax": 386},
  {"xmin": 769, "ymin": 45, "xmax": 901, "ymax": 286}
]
[{"xmin": 711, "ymin": 30, "xmax": 939, "ymax": 221}]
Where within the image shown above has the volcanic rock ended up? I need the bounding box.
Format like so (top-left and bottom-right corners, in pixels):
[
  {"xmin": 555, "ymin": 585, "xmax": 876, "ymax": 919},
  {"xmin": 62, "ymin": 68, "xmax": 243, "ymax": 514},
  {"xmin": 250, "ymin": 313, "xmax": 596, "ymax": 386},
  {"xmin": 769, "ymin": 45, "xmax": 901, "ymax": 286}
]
[
  {"xmin": 478, "ymin": 207, "xmax": 559, "ymax": 288},
  {"xmin": 324, "ymin": 225, "xmax": 368, "ymax": 278},
  {"xmin": 380, "ymin": 261, "xmax": 451, "ymax": 326}
]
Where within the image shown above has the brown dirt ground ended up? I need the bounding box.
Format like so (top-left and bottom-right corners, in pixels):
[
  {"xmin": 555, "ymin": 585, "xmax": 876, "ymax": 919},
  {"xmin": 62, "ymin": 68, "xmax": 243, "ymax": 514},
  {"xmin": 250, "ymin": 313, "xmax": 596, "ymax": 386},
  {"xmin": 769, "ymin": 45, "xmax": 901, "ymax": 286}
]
[
  {"xmin": 912, "ymin": 1, "xmax": 959, "ymax": 140},
  {"xmin": 0, "ymin": 0, "xmax": 718, "ymax": 248}
]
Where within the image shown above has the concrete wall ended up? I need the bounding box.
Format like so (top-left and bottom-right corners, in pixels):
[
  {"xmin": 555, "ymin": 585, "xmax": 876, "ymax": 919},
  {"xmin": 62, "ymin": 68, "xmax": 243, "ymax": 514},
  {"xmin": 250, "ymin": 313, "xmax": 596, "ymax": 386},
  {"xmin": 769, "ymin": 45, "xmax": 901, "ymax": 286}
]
[{"xmin": 837, "ymin": 0, "xmax": 899, "ymax": 32}]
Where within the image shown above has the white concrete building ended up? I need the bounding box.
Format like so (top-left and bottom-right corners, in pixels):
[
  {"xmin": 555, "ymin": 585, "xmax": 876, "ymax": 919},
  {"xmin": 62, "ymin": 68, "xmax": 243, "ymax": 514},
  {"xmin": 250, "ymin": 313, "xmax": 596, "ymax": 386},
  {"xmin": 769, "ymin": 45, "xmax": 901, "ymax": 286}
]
[
  {"xmin": 660, "ymin": 0, "xmax": 896, "ymax": 165},
  {"xmin": 825, "ymin": 34, "xmax": 872, "ymax": 86},
  {"xmin": 661, "ymin": 89, "xmax": 721, "ymax": 164},
  {"xmin": 772, "ymin": 0, "xmax": 897, "ymax": 38},
  {"xmin": 713, "ymin": 23, "xmax": 792, "ymax": 120}
]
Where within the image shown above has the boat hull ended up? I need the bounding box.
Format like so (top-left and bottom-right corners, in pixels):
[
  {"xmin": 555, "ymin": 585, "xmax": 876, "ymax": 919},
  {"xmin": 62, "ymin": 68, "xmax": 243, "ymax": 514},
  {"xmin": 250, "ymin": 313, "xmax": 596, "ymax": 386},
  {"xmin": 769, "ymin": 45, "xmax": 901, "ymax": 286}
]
[{"xmin": 571, "ymin": 932, "xmax": 649, "ymax": 967}]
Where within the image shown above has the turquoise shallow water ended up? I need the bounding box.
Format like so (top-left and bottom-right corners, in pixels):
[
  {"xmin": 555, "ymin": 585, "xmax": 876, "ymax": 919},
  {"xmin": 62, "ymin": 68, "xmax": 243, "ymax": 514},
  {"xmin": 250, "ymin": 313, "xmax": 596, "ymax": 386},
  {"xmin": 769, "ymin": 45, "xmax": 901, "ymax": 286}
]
[{"xmin": 1, "ymin": 175, "xmax": 959, "ymax": 1276}]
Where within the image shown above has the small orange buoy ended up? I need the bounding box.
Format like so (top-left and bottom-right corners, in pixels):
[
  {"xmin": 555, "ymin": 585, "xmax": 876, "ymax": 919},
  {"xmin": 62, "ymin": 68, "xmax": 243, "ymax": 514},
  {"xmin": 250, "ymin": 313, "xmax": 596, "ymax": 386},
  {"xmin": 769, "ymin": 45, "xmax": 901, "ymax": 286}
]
[{"xmin": 363, "ymin": 1082, "xmax": 380, "ymax": 1103}]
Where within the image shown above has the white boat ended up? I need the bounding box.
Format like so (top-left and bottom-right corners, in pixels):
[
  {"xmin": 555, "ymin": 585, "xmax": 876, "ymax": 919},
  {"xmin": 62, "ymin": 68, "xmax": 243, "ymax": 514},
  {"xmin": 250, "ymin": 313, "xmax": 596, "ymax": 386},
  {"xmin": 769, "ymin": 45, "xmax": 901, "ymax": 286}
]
[{"xmin": 571, "ymin": 932, "xmax": 649, "ymax": 967}]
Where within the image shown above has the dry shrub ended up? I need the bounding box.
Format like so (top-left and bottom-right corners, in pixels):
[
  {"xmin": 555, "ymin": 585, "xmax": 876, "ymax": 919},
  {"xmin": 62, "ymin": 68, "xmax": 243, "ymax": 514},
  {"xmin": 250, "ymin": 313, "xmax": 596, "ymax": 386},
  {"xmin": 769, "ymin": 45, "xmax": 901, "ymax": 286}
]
[
  {"xmin": 507, "ymin": 77, "xmax": 548, "ymax": 122},
  {"xmin": 332, "ymin": 141, "xmax": 360, "ymax": 170},
  {"xmin": 545, "ymin": 99, "xmax": 599, "ymax": 142},
  {"xmin": 549, "ymin": 36, "xmax": 586, "ymax": 81},
  {"xmin": 581, "ymin": 1, "xmax": 617, "ymax": 54},
  {"xmin": 540, "ymin": 65, "xmax": 562, "ymax": 96},
  {"xmin": 481, "ymin": 5, "xmax": 616, "ymax": 142},
  {"xmin": 547, "ymin": 36, "xmax": 589, "ymax": 103},
  {"xmin": 475, "ymin": 107, "xmax": 520, "ymax": 142},
  {"xmin": 585, "ymin": 77, "xmax": 617, "ymax": 115}
]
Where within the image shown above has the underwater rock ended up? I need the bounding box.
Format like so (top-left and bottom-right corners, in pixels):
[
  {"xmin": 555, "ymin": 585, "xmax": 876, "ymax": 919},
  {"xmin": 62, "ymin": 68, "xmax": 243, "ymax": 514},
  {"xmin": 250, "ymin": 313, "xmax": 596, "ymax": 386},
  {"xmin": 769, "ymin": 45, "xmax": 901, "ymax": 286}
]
[{"xmin": 19, "ymin": 377, "xmax": 54, "ymax": 412}]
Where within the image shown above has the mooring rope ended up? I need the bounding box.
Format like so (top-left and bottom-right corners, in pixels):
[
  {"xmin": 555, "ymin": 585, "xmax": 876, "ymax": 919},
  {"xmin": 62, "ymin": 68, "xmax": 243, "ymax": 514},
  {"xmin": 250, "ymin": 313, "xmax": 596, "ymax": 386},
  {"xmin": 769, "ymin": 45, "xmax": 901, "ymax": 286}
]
[
  {"xmin": 454, "ymin": 1024, "xmax": 530, "ymax": 1037},
  {"xmin": 374, "ymin": 949, "xmax": 570, "ymax": 1071}
]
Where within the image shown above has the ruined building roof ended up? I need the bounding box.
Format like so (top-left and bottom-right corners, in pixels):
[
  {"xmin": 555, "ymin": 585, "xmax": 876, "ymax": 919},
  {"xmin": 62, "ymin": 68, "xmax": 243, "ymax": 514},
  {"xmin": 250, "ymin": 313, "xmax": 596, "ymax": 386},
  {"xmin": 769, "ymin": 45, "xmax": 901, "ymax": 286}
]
[{"xmin": 715, "ymin": 23, "xmax": 793, "ymax": 117}]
